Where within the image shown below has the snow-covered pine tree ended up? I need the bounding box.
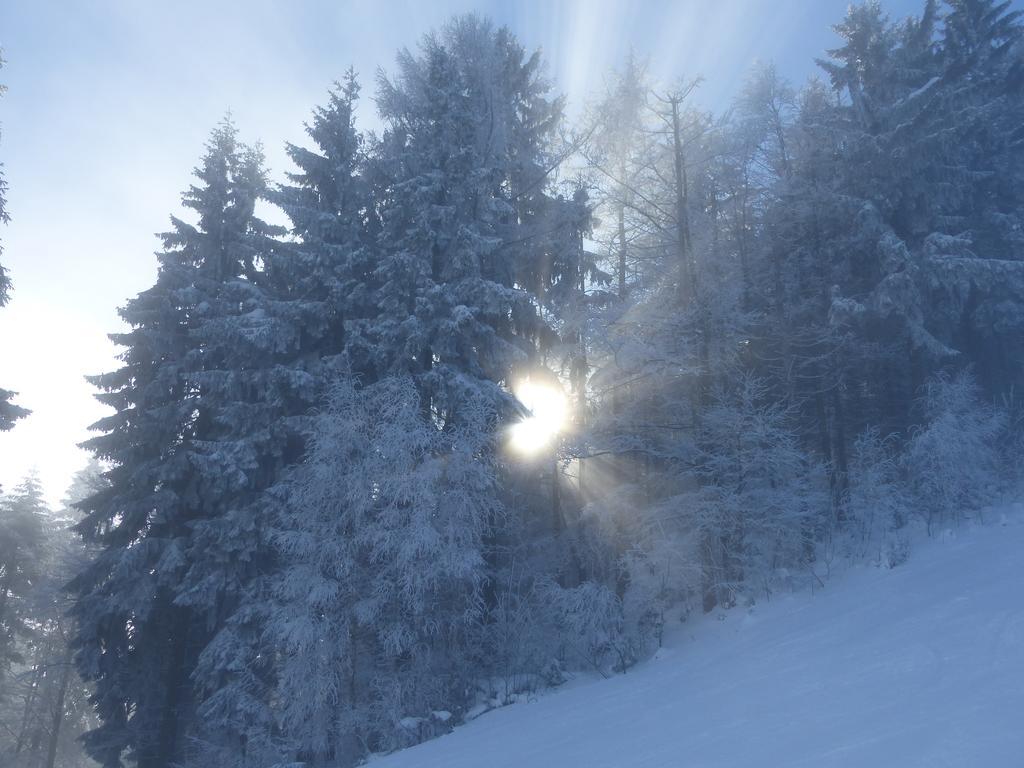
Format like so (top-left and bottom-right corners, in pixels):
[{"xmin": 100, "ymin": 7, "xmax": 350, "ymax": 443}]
[
  {"xmin": 0, "ymin": 51, "xmax": 28, "ymax": 433},
  {"xmin": 269, "ymin": 69, "xmax": 372, "ymax": 377},
  {"xmin": 72, "ymin": 119, "xmax": 279, "ymax": 768},
  {"xmin": 169, "ymin": 130, "xmax": 290, "ymax": 622},
  {"xmin": 928, "ymin": 0, "xmax": 1024, "ymax": 394},
  {"xmin": 752, "ymin": 1, "xmax": 943, "ymax": 513},
  {"xmin": 804, "ymin": 0, "xmax": 1024, "ymax": 439},
  {"xmin": 2, "ymin": 462, "xmax": 103, "ymax": 768},
  {"xmin": 369, "ymin": 15, "xmax": 586, "ymax": 419},
  {"xmin": 368, "ymin": 17, "xmax": 597, "ymax": 616},
  {"xmin": 189, "ymin": 75, "xmax": 373, "ymax": 768},
  {"xmin": 0, "ymin": 473, "xmax": 47, "ymax": 693},
  {"xmin": 260, "ymin": 376, "xmax": 499, "ymax": 766}
]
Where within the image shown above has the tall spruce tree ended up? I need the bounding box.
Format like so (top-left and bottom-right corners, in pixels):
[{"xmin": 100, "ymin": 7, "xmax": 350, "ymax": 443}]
[
  {"xmin": 271, "ymin": 71, "xmax": 374, "ymax": 376},
  {"xmin": 369, "ymin": 16, "xmax": 589, "ymax": 417},
  {"xmin": 189, "ymin": 77, "xmax": 372, "ymax": 768},
  {"xmin": 368, "ymin": 18, "xmax": 597, "ymax": 590},
  {"xmin": 72, "ymin": 119, "xmax": 279, "ymax": 768}
]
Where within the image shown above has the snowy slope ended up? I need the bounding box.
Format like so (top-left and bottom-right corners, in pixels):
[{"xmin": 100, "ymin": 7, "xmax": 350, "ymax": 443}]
[{"xmin": 371, "ymin": 510, "xmax": 1024, "ymax": 768}]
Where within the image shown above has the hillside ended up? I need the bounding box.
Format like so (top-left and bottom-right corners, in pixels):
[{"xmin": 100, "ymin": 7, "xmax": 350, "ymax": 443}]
[{"xmin": 371, "ymin": 510, "xmax": 1024, "ymax": 768}]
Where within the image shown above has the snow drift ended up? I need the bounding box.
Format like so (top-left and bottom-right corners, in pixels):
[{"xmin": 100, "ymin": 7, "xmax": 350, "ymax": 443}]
[{"xmin": 371, "ymin": 509, "xmax": 1024, "ymax": 768}]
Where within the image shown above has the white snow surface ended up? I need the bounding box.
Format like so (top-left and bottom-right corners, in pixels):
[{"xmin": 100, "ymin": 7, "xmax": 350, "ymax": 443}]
[{"xmin": 371, "ymin": 510, "xmax": 1024, "ymax": 767}]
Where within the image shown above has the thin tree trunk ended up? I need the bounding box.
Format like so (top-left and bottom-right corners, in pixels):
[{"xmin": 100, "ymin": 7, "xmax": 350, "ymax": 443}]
[
  {"xmin": 668, "ymin": 98, "xmax": 694, "ymax": 303},
  {"xmin": 44, "ymin": 646, "xmax": 73, "ymax": 768},
  {"xmin": 14, "ymin": 641, "xmax": 48, "ymax": 758},
  {"xmin": 617, "ymin": 202, "xmax": 627, "ymax": 300}
]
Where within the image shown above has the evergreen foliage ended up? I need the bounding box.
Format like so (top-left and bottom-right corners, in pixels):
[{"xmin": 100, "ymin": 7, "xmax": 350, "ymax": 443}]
[
  {"xmin": 72, "ymin": 120, "xmax": 281, "ymax": 768},
  {"xmin": 0, "ymin": 50, "xmax": 29, "ymax": 431},
  {"xmin": 0, "ymin": 474, "xmax": 47, "ymax": 686},
  {"xmin": 1, "ymin": 463, "xmax": 103, "ymax": 768}
]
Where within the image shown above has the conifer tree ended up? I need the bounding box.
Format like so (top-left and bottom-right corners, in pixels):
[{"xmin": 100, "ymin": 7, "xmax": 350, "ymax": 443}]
[
  {"xmin": 370, "ymin": 16, "xmax": 589, "ymax": 418},
  {"xmin": 72, "ymin": 119, "xmax": 278, "ymax": 768},
  {"xmin": 367, "ymin": 17, "xmax": 597, "ymax": 593},
  {"xmin": 2, "ymin": 463, "xmax": 102, "ymax": 768},
  {"xmin": 0, "ymin": 473, "xmax": 47, "ymax": 690},
  {"xmin": 803, "ymin": 0, "xmax": 1024, "ymax": 437},
  {"xmin": 269, "ymin": 70, "xmax": 372, "ymax": 378},
  {"xmin": 190, "ymin": 77, "xmax": 372, "ymax": 768},
  {"xmin": 0, "ymin": 51, "xmax": 28, "ymax": 432},
  {"xmin": 266, "ymin": 376, "xmax": 500, "ymax": 765}
]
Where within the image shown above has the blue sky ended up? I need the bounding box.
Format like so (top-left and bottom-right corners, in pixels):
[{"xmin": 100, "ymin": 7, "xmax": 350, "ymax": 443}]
[{"xmin": 0, "ymin": 0, "xmax": 933, "ymax": 501}]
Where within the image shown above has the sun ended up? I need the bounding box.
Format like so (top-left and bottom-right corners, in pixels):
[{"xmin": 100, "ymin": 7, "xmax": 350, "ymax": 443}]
[{"xmin": 509, "ymin": 378, "xmax": 568, "ymax": 455}]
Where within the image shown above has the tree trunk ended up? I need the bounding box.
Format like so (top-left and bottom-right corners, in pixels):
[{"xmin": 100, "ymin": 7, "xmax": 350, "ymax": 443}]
[
  {"xmin": 44, "ymin": 647, "xmax": 74, "ymax": 768},
  {"xmin": 14, "ymin": 641, "xmax": 48, "ymax": 758},
  {"xmin": 668, "ymin": 98, "xmax": 694, "ymax": 303},
  {"xmin": 617, "ymin": 202, "xmax": 627, "ymax": 300}
]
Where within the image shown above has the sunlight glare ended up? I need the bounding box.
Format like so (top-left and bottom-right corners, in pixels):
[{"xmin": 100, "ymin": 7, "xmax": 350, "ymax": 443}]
[{"xmin": 509, "ymin": 378, "xmax": 568, "ymax": 455}]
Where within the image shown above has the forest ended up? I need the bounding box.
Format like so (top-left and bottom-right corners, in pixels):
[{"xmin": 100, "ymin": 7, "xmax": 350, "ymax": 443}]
[{"xmin": 1, "ymin": 1, "xmax": 1023, "ymax": 766}]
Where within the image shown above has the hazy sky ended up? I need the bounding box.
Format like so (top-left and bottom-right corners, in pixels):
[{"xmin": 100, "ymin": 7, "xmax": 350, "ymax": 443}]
[{"xmin": 0, "ymin": 0, "xmax": 932, "ymax": 502}]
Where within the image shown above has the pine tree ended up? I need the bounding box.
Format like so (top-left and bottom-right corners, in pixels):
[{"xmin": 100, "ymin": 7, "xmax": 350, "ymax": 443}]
[
  {"xmin": 72, "ymin": 119, "xmax": 279, "ymax": 768},
  {"xmin": 189, "ymin": 76, "xmax": 372, "ymax": 768},
  {"xmin": 369, "ymin": 15, "xmax": 587, "ymax": 418},
  {"xmin": 943, "ymin": 0, "xmax": 1022, "ymax": 74},
  {"xmin": 269, "ymin": 69, "xmax": 372, "ymax": 377},
  {"xmin": 0, "ymin": 473, "xmax": 47, "ymax": 691},
  {"xmin": 3, "ymin": 462, "xmax": 102, "ymax": 768},
  {"xmin": 0, "ymin": 50, "xmax": 29, "ymax": 432},
  {"xmin": 801, "ymin": 0, "xmax": 1024, "ymax": 442},
  {"xmin": 367, "ymin": 17, "xmax": 597, "ymax": 602},
  {"xmin": 264, "ymin": 376, "xmax": 499, "ymax": 765}
]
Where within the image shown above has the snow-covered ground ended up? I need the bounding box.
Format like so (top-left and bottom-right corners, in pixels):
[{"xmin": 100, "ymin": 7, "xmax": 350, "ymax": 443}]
[{"xmin": 371, "ymin": 509, "xmax": 1024, "ymax": 767}]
